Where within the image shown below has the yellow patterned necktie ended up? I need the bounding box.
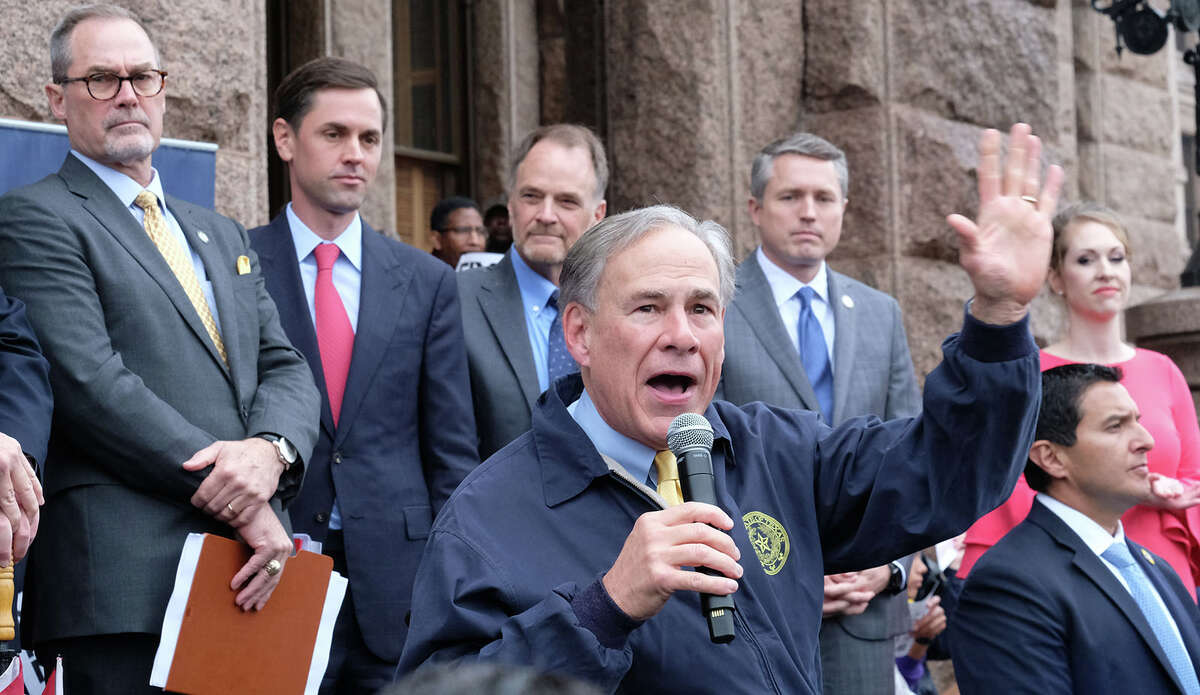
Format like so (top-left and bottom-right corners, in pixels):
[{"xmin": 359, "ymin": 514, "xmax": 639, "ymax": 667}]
[
  {"xmin": 134, "ymin": 191, "xmax": 228, "ymax": 366},
  {"xmin": 654, "ymin": 450, "xmax": 684, "ymax": 507}
]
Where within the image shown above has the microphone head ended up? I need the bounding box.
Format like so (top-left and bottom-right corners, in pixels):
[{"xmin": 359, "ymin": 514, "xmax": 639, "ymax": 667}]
[{"xmin": 667, "ymin": 413, "xmax": 714, "ymax": 455}]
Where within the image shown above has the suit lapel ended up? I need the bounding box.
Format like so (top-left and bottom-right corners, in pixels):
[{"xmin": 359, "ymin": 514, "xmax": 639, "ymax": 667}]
[
  {"xmin": 1032, "ymin": 504, "xmax": 1184, "ymax": 690},
  {"xmin": 335, "ymin": 224, "xmax": 412, "ymax": 444},
  {"xmin": 480, "ymin": 253, "xmax": 541, "ymax": 407},
  {"xmin": 61, "ymin": 157, "xmax": 228, "ymax": 377},
  {"xmin": 827, "ymin": 270, "xmax": 856, "ymax": 424},
  {"xmin": 733, "ymin": 254, "xmax": 820, "ymax": 412},
  {"xmin": 256, "ymin": 216, "xmax": 335, "ymax": 437}
]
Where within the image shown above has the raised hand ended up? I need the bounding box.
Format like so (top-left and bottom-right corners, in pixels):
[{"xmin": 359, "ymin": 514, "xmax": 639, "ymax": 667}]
[{"xmin": 947, "ymin": 123, "xmax": 1065, "ymax": 325}]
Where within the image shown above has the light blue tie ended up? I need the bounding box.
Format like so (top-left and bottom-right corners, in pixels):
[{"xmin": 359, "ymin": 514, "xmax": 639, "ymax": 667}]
[
  {"xmin": 797, "ymin": 286, "xmax": 833, "ymax": 421},
  {"xmin": 1102, "ymin": 540, "xmax": 1200, "ymax": 694},
  {"xmin": 546, "ymin": 290, "xmax": 578, "ymax": 385}
]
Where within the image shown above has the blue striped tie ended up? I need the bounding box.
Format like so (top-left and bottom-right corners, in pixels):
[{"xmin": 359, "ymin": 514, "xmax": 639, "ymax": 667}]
[
  {"xmin": 797, "ymin": 286, "xmax": 833, "ymax": 421},
  {"xmin": 1102, "ymin": 540, "xmax": 1200, "ymax": 695}
]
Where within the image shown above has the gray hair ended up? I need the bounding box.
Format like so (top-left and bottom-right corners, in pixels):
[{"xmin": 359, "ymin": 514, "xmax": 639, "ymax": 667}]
[
  {"xmin": 749, "ymin": 132, "xmax": 849, "ymax": 200},
  {"xmin": 509, "ymin": 124, "xmax": 609, "ymax": 203},
  {"xmin": 51, "ymin": 4, "xmax": 158, "ymax": 83},
  {"xmin": 560, "ymin": 205, "xmax": 735, "ymax": 312}
]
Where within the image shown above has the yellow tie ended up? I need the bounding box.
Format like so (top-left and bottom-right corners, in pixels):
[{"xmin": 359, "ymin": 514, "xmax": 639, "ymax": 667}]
[
  {"xmin": 654, "ymin": 450, "xmax": 684, "ymax": 507},
  {"xmin": 134, "ymin": 191, "xmax": 228, "ymax": 366}
]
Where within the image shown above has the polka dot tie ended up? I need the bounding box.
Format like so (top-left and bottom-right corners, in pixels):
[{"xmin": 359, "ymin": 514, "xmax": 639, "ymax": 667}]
[{"xmin": 547, "ymin": 290, "xmax": 579, "ymax": 385}]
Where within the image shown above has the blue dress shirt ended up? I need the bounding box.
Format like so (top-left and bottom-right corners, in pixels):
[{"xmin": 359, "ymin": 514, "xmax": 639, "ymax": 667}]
[
  {"xmin": 511, "ymin": 250, "xmax": 559, "ymax": 392},
  {"xmin": 286, "ymin": 203, "xmax": 363, "ymax": 529},
  {"xmin": 568, "ymin": 388, "xmax": 657, "ymax": 487}
]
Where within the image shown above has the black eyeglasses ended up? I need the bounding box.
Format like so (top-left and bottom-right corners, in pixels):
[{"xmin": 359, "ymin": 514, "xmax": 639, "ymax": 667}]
[
  {"xmin": 440, "ymin": 225, "xmax": 489, "ymax": 238},
  {"xmin": 57, "ymin": 70, "xmax": 168, "ymax": 101}
]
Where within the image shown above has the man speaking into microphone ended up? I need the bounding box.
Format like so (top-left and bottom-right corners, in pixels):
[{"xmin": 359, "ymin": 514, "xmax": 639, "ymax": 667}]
[{"xmin": 401, "ymin": 125, "xmax": 1061, "ymax": 693}]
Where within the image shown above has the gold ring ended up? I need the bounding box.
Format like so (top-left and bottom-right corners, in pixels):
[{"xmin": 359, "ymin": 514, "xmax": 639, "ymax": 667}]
[
  {"xmin": 264, "ymin": 559, "xmax": 282, "ymax": 577},
  {"xmin": 1020, "ymin": 195, "xmax": 1038, "ymax": 206},
  {"xmin": 226, "ymin": 503, "xmax": 237, "ymax": 515}
]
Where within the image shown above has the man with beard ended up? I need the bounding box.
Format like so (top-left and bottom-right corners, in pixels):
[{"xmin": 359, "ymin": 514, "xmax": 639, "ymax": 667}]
[
  {"xmin": 0, "ymin": 6, "xmax": 320, "ymax": 692},
  {"xmin": 458, "ymin": 124, "xmax": 608, "ymax": 459}
]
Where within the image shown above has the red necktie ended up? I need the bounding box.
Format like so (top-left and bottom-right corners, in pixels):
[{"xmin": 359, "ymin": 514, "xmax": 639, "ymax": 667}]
[{"xmin": 313, "ymin": 244, "xmax": 354, "ymax": 425}]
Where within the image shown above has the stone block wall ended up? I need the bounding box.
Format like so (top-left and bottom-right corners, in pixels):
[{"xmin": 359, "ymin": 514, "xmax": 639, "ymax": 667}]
[{"xmin": 0, "ymin": 1, "xmax": 271, "ymax": 229}]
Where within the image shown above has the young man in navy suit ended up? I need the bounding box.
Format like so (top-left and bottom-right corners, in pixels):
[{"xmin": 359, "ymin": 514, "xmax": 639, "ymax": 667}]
[
  {"xmin": 952, "ymin": 364, "xmax": 1200, "ymax": 694},
  {"xmin": 249, "ymin": 57, "xmax": 478, "ymax": 693}
]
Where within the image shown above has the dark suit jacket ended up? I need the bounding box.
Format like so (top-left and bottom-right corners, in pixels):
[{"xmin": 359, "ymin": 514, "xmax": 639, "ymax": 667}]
[
  {"xmin": 250, "ymin": 213, "xmax": 478, "ymax": 662},
  {"xmin": 0, "ymin": 154, "xmax": 320, "ymax": 644},
  {"xmin": 719, "ymin": 252, "xmax": 921, "ymax": 694},
  {"xmin": 457, "ymin": 251, "xmax": 541, "ymax": 460},
  {"xmin": 951, "ymin": 500, "xmax": 1200, "ymax": 694},
  {"xmin": 0, "ymin": 286, "xmax": 52, "ymax": 466}
]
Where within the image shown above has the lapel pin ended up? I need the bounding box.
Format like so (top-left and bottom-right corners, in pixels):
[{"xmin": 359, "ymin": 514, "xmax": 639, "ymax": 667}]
[
  {"xmin": 841, "ymin": 294, "xmax": 854, "ymax": 309},
  {"xmin": 1141, "ymin": 548, "xmax": 1155, "ymax": 564},
  {"xmin": 197, "ymin": 231, "xmax": 210, "ymax": 243},
  {"xmin": 236, "ymin": 255, "xmax": 251, "ymax": 275}
]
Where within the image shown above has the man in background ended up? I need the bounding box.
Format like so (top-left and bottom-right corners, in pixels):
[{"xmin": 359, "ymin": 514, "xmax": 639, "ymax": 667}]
[
  {"xmin": 430, "ymin": 196, "xmax": 487, "ymax": 269},
  {"xmin": 458, "ymin": 124, "xmax": 607, "ymax": 459},
  {"xmin": 719, "ymin": 132, "xmax": 920, "ymax": 694},
  {"xmin": 250, "ymin": 56, "xmax": 477, "ymax": 692}
]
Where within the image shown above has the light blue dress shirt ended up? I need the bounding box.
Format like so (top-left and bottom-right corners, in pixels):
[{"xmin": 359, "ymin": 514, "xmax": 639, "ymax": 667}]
[
  {"xmin": 568, "ymin": 389, "xmax": 657, "ymax": 487},
  {"xmin": 510, "ymin": 250, "xmax": 559, "ymax": 392},
  {"xmin": 285, "ymin": 203, "xmax": 362, "ymax": 333},
  {"xmin": 756, "ymin": 247, "xmax": 835, "ymax": 366},
  {"xmin": 72, "ymin": 150, "xmax": 220, "ymax": 328},
  {"xmin": 1036, "ymin": 493, "xmax": 1185, "ymax": 645},
  {"xmin": 286, "ymin": 203, "xmax": 363, "ymax": 530}
]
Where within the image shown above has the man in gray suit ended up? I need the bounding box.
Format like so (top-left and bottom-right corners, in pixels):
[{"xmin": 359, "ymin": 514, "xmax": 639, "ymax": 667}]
[
  {"xmin": 459, "ymin": 124, "xmax": 607, "ymax": 459},
  {"xmin": 0, "ymin": 6, "xmax": 320, "ymax": 692},
  {"xmin": 719, "ymin": 132, "xmax": 921, "ymax": 694}
]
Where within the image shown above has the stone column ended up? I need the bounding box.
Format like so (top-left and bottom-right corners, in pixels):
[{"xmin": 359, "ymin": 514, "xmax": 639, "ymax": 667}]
[
  {"xmin": 0, "ymin": 1, "xmax": 271, "ymax": 228},
  {"xmin": 470, "ymin": 0, "xmax": 540, "ymax": 204},
  {"xmin": 602, "ymin": 0, "xmax": 803, "ymax": 253}
]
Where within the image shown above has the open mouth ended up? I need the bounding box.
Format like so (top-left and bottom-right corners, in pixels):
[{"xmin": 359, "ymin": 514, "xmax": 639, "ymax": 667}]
[{"xmin": 647, "ymin": 372, "xmax": 696, "ymax": 395}]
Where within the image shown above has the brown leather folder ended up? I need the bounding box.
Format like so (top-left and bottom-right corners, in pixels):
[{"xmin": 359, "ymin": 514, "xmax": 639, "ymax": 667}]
[{"xmin": 164, "ymin": 534, "xmax": 334, "ymax": 695}]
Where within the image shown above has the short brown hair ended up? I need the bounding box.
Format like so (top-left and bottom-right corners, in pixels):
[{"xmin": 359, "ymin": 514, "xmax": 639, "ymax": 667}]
[
  {"xmin": 274, "ymin": 57, "xmax": 388, "ymax": 132},
  {"xmin": 50, "ymin": 4, "xmax": 158, "ymax": 83},
  {"xmin": 1050, "ymin": 202, "xmax": 1132, "ymax": 273},
  {"xmin": 508, "ymin": 124, "xmax": 608, "ymax": 202}
]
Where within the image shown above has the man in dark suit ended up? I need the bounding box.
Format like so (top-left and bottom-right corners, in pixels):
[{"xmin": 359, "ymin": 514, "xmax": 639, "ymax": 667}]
[
  {"xmin": 0, "ymin": 6, "xmax": 320, "ymax": 692},
  {"xmin": 951, "ymin": 364, "xmax": 1200, "ymax": 694},
  {"xmin": 719, "ymin": 132, "xmax": 920, "ymax": 694},
  {"xmin": 0, "ymin": 286, "xmax": 52, "ymax": 567},
  {"xmin": 458, "ymin": 124, "xmax": 608, "ymax": 459},
  {"xmin": 249, "ymin": 57, "xmax": 478, "ymax": 693}
]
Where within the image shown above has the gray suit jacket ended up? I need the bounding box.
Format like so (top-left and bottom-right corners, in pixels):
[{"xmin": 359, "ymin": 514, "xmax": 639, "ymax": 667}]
[
  {"xmin": 719, "ymin": 251, "xmax": 921, "ymax": 694},
  {"xmin": 458, "ymin": 252, "xmax": 542, "ymax": 460},
  {"xmin": 0, "ymin": 154, "xmax": 320, "ymax": 644}
]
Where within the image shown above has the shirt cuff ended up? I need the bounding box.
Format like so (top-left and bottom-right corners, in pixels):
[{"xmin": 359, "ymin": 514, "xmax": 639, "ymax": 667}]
[
  {"xmin": 570, "ymin": 578, "xmax": 644, "ymax": 650},
  {"xmin": 959, "ymin": 300, "xmax": 1037, "ymax": 363}
]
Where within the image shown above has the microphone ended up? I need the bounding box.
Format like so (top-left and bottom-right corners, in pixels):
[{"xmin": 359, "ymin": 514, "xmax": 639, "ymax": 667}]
[{"xmin": 667, "ymin": 413, "xmax": 736, "ymax": 644}]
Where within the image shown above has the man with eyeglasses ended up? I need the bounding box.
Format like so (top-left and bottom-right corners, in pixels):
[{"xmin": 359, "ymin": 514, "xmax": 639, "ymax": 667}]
[
  {"xmin": 249, "ymin": 57, "xmax": 478, "ymax": 693},
  {"xmin": 430, "ymin": 196, "xmax": 488, "ymax": 269},
  {"xmin": 0, "ymin": 6, "xmax": 320, "ymax": 692}
]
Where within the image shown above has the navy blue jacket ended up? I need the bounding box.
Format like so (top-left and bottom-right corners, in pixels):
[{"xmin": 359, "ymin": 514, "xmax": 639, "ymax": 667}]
[
  {"xmin": 951, "ymin": 500, "xmax": 1200, "ymax": 694},
  {"xmin": 400, "ymin": 310, "xmax": 1040, "ymax": 693},
  {"xmin": 249, "ymin": 214, "xmax": 479, "ymax": 662},
  {"xmin": 0, "ymin": 286, "xmax": 51, "ymax": 466}
]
